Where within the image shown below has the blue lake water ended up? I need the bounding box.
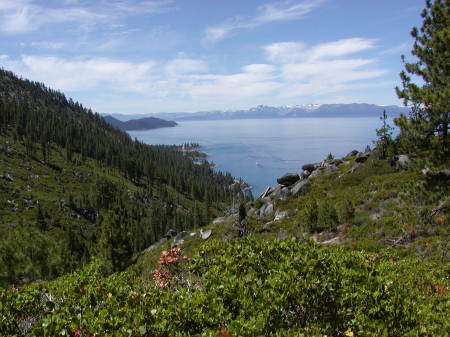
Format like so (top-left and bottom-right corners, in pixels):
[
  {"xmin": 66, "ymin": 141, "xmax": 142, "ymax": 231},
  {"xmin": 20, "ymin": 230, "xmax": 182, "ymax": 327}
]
[{"xmin": 129, "ymin": 118, "xmax": 385, "ymax": 196}]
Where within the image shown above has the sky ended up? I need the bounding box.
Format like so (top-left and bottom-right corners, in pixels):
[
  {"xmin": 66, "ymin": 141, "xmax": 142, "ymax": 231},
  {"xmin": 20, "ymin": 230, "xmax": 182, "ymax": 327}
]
[{"xmin": 0, "ymin": 0, "xmax": 425, "ymax": 114}]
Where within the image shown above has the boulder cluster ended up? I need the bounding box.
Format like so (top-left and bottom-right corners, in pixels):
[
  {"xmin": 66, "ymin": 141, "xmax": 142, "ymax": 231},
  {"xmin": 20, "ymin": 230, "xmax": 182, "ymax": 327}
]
[{"xmin": 252, "ymin": 148, "xmax": 372, "ymax": 219}]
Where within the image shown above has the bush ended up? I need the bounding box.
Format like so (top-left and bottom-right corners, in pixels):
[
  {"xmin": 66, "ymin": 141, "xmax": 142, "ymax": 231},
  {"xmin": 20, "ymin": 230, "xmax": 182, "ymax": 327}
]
[
  {"xmin": 1, "ymin": 239, "xmax": 449, "ymax": 336},
  {"xmin": 338, "ymin": 199, "xmax": 355, "ymax": 223},
  {"xmin": 317, "ymin": 202, "xmax": 339, "ymax": 231}
]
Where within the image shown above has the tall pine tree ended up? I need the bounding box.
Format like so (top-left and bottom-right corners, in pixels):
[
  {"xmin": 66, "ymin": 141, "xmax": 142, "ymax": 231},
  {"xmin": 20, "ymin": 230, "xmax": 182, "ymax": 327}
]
[{"xmin": 395, "ymin": 0, "xmax": 450, "ymax": 162}]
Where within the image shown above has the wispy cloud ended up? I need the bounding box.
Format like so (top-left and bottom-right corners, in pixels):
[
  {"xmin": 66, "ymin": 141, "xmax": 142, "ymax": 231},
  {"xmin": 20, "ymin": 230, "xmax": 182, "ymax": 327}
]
[
  {"xmin": 7, "ymin": 55, "xmax": 157, "ymax": 92},
  {"xmin": 378, "ymin": 42, "xmax": 408, "ymax": 56},
  {"xmin": 165, "ymin": 58, "xmax": 208, "ymax": 75},
  {"xmin": 2, "ymin": 36, "xmax": 389, "ymax": 112},
  {"xmin": 265, "ymin": 38, "xmax": 377, "ymax": 63},
  {"xmin": 30, "ymin": 41, "xmax": 65, "ymax": 50},
  {"xmin": 263, "ymin": 38, "xmax": 385, "ymax": 97},
  {"xmin": 0, "ymin": 0, "xmax": 106, "ymax": 33},
  {"xmin": 0, "ymin": 0, "xmax": 175, "ymax": 34},
  {"xmin": 255, "ymin": 0, "xmax": 325, "ymax": 23},
  {"xmin": 204, "ymin": 0, "xmax": 325, "ymax": 44}
]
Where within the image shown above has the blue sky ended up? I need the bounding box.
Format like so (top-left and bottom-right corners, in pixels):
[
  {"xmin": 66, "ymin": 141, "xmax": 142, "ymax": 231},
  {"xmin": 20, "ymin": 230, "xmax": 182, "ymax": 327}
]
[{"xmin": 0, "ymin": 0, "xmax": 424, "ymax": 114}]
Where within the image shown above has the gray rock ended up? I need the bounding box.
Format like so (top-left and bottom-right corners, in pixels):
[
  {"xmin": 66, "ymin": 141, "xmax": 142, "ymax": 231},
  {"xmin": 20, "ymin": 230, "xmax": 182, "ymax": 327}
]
[
  {"xmin": 260, "ymin": 202, "xmax": 274, "ymax": 217},
  {"xmin": 261, "ymin": 197, "xmax": 272, "ymax": 205},
  {"xmin": 322, "ymin": 164, "xmax": 338, "ymax": 175},
  {"xmin": 271, "ymin": 185, "xmax": 283, "ymax": 199},
  {"xmin": 261, "ymin": 222, "xmax": 271, "ymax": 232},
  {"xmin": 438, "ymin": 169, "xmax": 450, "ymax": 177},
  {"xmin": 277, "ymin": 173, "xmax": 300, "ymax": 186},
  {"xmin": 370, "ymin": 213, "xmax": 382, "ymax": 221},
  {"xmin": 171, "ymin": 238, "xmax": 184, "ymax": 248},
  {"xmin": 330, "ymin": 158, "xmax": 344, "ymax": 166},
  {"xmin": 348, "ymin": 162, "xmax": 362, "ymax": 173},
  {"xmin": 212, "ymin": 217, "xmax": 226, "ymax": 224},
  {"xmin": 392, "ymin": 154, "xmax": 410, "ymax": 170},
  {"xmin": 300, "ymin": 170, "xmax": 311, "ymax": 179},
  {"xmin": 308, "ymin": 168, "xmax": 322, "ymax": 178},
  {"xmin": 422, "ymin": 167, "xmax": 431, "ymax": 175},
  {"xmin": 302, "ymin": 163, "xmax": 317, "ymax": 172},
  {"xmin": 290, "ymin": 180, "xmax": 311, "ymax": 196},
  {"xmin": 165, "ymin": 229, "xmax": 177, "ymax": 239},
  {"xmin": 346, "ymin": 150, "xmax": 359, "ymax": 157},
  {"xmin": 1, "ymin": 174, "xmax": 14, "ymax": 182},
  {"xmin": 174, "ymin": 231, "xmax": 189, "ymax": 241},
  {"xmin": 229, "ymin": 179, "xmax": 251, "ymax": 193},
  {"xmin": 355, "ymin": 152, "xmax": 369, "ymax": 163},
  {"xmin": 280, "ymin": 187, "xmax": 291, "ymax": 199},
  {"xmin": 274, "ymin": 210, "xmax": 289, "ymax": 221},
  {"xmin": 200, "ymin": 229, "xmax": 212, "ymax": 240},
  {"xmin": 228, "ymin": 181, "xmax": 241, "ymax": 193}
]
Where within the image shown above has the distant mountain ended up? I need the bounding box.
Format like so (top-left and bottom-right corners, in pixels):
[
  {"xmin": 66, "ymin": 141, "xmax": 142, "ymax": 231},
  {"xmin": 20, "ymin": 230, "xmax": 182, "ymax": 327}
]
[
  {"xmin": 103, "ymin": 115, "xmax": 177, "ymax": 131},
  {"xmin": 106, "ymin": 103, "xmax": 410, "ymax": 122}
]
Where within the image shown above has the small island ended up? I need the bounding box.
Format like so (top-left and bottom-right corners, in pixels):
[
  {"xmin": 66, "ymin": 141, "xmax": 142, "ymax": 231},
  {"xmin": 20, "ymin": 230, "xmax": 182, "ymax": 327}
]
[{"xmin": 103, "ymin": 115, "xmax": 177, "ymax": 131}]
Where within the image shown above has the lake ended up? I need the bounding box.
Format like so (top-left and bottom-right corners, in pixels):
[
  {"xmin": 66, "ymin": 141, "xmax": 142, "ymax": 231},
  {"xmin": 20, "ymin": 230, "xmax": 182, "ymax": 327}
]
[{"xmin": 129, "ymin": 118, "xmax": 385, "ymax": 196}]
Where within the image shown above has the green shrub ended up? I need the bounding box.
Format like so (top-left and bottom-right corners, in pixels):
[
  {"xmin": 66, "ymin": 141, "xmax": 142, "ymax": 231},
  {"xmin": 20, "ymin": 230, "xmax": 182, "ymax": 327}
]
[
  {"xmin": 338, "ymin": 199, "xmax": 355, "ymax": 223},
  {"xmin": 2, "ymin": 239, "xmax": 448, "ymax": 337},
  {"xmin": 317, "ymin": 202, "xmax": 339, "ymax": 231}
]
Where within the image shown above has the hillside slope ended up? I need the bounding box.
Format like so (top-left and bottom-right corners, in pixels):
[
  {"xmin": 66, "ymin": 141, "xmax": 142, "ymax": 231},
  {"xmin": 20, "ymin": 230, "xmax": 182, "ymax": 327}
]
[
  {"xmin": 0, "ymin": 70, "xmax": 448, "ymax": 337},
  {"xmin": 1, "ymin": 148, "xmax": 449, "ymax": 336},
  {"xmin": 0, "ymin": 69, "xmax": 234, "ymax": 286}
]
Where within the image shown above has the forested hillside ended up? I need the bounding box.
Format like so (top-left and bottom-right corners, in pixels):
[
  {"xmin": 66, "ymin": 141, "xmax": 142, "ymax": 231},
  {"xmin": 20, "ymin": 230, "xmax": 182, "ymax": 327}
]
[
  {"xmin": 103, "ymin": 115, "xmax": 177, "ymax": 131},
  {"xmin": 0, "ymin": 69, "xmax": 234, "ymax": 286}
]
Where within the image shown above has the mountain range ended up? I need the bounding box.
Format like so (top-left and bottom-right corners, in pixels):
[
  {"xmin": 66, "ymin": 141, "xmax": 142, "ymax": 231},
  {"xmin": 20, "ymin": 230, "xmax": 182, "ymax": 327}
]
[{"xmin": 106, "ymin": 103, "xmax": 410, "ymax": 122}]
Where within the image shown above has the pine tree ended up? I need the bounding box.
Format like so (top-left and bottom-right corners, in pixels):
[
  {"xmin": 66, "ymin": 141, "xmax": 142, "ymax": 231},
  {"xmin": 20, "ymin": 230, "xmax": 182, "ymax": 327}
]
[
  {"xmin": 395, "ymin": 0, "xmax": 450, "ymax": 161},
  {"xmin": 375, "ymin": 110, "xmax": 394, "ymax": 159}
]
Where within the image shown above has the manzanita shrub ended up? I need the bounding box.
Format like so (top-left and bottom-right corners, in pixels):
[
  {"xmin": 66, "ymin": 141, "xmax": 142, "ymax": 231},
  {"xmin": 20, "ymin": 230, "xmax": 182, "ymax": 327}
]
[{"xmin": 1, "ymin": 238, "xmax": 449, "ymax": 336}]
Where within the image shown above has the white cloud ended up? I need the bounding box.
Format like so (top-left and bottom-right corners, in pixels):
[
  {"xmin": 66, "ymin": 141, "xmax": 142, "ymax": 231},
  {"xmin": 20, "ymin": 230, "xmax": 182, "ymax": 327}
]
[
  {"xmin": 265, "ymin": 42, "xmax": 307, "ymax": 63},
  {"xmin": 308, "ymin": 38, "xmax": 376, "ymax": 60},
  {"xmin": 183, "ymin": 63, "xmax": 281, "ymax": 100},
  {"xmin": 30, "ymin": 41, "xmax": 65, "ymax": 50},
  {"xmin": 256, "ymin": 0, "xmax": 325, "ymax": 23},
  {"xmin": 165, "ymin": 58, "xmax": 207, "ymax": 75},
  {"xmin": 0, "ymin": 0, "xmax": 175, "ymax": 34},
  {"xmin": 266, "ymin": 38, "xmax": 386, "ymax": 98},
  {"xmin": 204, "ymin": 0, "xmax": 325, "ymax": 43},
  {"xmin": 379, "ymin": 42, "xmax": 408, "ymax": 56},
  {"xmin": 110, "ymin": 0, "xmax": 175, "ymax": 15},
  {"xmin": 0, "ymin": 0, "xmax": 107, "ymax": 33},
  {"xmin": 14, "ymin": 55, "xmax": 156, "ymax": 92},
  {"xmin": 0, "ymin": 54, "xmax": 8, "ymax": 60},
  {"xmin": 4, "ymin": 36, "xmax": 389, "ymax": 112},
  {"xmin": 265, "ymin": 38, "xmax": 376, "ymax": 63}
]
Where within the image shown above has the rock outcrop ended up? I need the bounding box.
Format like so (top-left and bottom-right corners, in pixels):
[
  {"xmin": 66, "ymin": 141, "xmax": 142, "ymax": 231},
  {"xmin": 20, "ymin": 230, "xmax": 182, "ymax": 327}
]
[
  {"xmin": 291, "ymin": 180, "xmax": 310, "ymax": 196},
  {"xmin": 391, "ymin": 154, "xmax": 410, "ymax": 170},
  {"xmin": 276, "ymin": 173, "xmax": 300, "ymax": 186},
  {"xmin": 252, "ymin": 147, "xmax": 372, "ymax": 220}
]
